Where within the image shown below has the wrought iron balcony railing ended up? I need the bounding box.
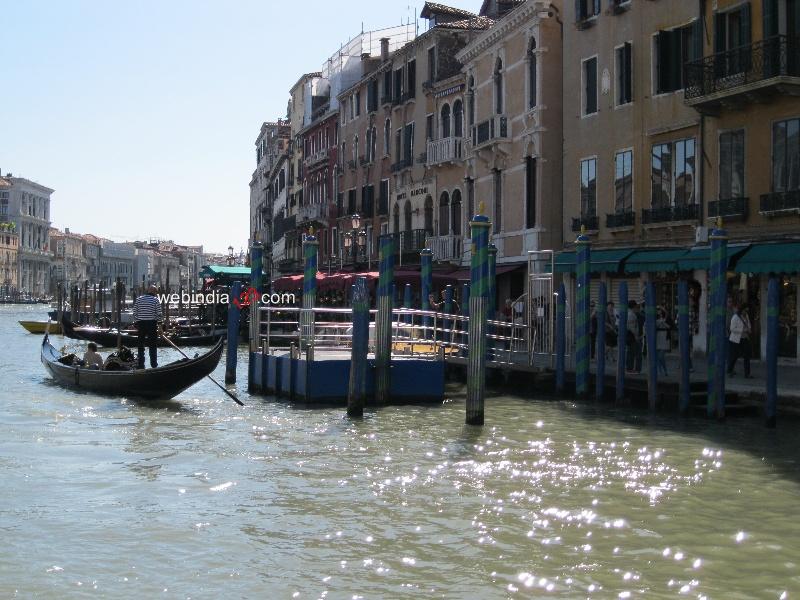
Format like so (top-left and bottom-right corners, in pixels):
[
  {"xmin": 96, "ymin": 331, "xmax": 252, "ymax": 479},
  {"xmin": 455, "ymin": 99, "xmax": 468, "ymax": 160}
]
[
  {"xmin": 426, "ymin": 137, "xmax": 463, "ymax": 166},
  {"xmin": 391, "ymin": 229, "xmax": 428, "ymax": 254},
  {"xmin": 708, "ymin": 197, "xmax": 748, "ymax": 219},
  {"xmin": 642, "ymin": 203, "xmax": 699, "ymax": 224},
  {"xmin": 471, "ymin": 115, "xmax": 509, "ymax": 149},
  {"xmin": 685, "ymin": 35, "xmax": 800, "ymax": 103},
  {"xmin": 428, "ymin": 235, "xmax": 463, "ymax": 262},
  {"xmin": 605, "ymin": 211, "xmax": 635, "ymax": 228},
  {"xmin": 760, "ymin": 190, "xmax": 800, "ymax": 214},
  {"xmin": 390, "ymin": 158, "xmax": 412, "ymax": 173},
  {"xmin": 571, "ymin": 215, "xmax": 599, "ymax": 232}
]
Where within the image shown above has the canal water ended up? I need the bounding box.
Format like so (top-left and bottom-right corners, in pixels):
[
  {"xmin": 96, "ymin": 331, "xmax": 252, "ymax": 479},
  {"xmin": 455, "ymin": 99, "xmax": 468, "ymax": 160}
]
[{"xmin": 1, "ymin": 305, "xmax": 798, "ymax": 599}]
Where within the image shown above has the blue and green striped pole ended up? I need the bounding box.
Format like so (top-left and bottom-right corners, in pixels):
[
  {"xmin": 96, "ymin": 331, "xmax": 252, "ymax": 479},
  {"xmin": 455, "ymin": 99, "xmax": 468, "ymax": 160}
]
[
  {"xmin": 596, "ymin": 281, "xmax": 607, "ymax": 401},
  {"xmin": 249, "ymin": 241, "xmax": 264, "ymax": 353},
  {"xmin": 487, "ymin": 242, "xmax": 497, "ymax": 356},
  {"xmin": 616, "ymin": 282, "xmax": 628, "ymax": 403},
  {"xmin": 461, "ymin": 283, "xmax": 470, "ymax": 356},
  {"xmin": 302, "ymin": 231, "xmax": 319, "ymax": 354},
  {"xmin": 575, "ymin": 229, "xmax": 591, "ymax": 397},
  {"xmin": 421, "ymin": 248, "xmax": 433, "ymax": 337},
  {"xmin": 348, "ymin": 276, "xmax": 369, "ymax": 418},
  {"xmin": 555, "ymin": 282, "xmax": 566, "ymax": 394},
  {"xmin": 375, "ymin": 233, "xmax": 395, "ymax": 404},
  {"xmin": 645, "ymin": 281, "xmax": 658, "ymax": 410},
  {"xmin": 678, "ymin": 279, "xmax": 691, "ymax": 415},
  {"xmin": 466, "ymin": 207, "xmax": 491, "ymax": 425},
  {"xmin": 766, "ymin": 277, "xmax": 779, "ymax": 428},
  {"xmin": 709, "ymin": 221, "xmax": 728, "ymax": 419},
  {"xmin": 226, "ymin": 280, "xmax": 242, "ymax": 384}
]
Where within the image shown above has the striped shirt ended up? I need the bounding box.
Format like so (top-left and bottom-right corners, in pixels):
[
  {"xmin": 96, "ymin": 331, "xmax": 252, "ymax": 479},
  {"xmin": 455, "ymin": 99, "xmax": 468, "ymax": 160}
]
[{"xmin": 133, "ymin": 293, "xmax": 163, "ymax": 322}]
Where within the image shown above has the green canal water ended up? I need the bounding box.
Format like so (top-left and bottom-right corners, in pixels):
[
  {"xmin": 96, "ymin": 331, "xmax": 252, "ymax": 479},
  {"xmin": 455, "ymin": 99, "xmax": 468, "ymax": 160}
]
[{"xmin": 1, "ymin": 305, "xmax": 799, "ymax": 598}]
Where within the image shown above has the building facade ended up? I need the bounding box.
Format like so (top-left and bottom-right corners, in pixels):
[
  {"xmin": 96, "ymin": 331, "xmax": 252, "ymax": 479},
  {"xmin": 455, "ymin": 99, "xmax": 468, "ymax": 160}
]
[
  {"xmin": 0, "ymin": 224, "xmax": 19, "ymax": 295},
  {"xmin": 50, "ymin": 227, "xmax": 89, "ymax": 290}
]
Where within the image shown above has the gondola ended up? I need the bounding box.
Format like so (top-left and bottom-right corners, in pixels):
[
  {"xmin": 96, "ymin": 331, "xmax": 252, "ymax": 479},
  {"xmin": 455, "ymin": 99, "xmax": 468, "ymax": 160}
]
[
  {"xmin": 20, "ymin": 320, "xmax": 63, "ymax": 334},
  {"xmin": 41, "ymin": 333, "xmax": 225, "ymax": 399},
  {"xmin": 61, "ymin": 318, "xmax": 226, "ymax": 348}
]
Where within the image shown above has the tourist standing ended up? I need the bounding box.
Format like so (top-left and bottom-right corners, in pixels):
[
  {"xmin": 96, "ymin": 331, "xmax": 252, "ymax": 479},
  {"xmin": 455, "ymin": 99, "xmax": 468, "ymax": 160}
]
[
  {"xmin": 626, "ymin": 300, "xmax": 642, "ymax": 373},
  {"xmin": 728, "ymin": 304, "xmax": 752, "ymax": 378}
]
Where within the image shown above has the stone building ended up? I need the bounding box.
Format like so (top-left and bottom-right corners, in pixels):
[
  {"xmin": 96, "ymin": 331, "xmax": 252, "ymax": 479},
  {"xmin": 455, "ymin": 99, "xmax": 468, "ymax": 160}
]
[
  {"xmin": 50, "ymin": 227, "xmax": 88, "ymax": 289},
  {"xmin": 0, "ymin": 223, "xmax": 18, "ymax": 295},
  {"xmin": 0, "ymin": 173, "xmax": 54, "ymax": 296}
]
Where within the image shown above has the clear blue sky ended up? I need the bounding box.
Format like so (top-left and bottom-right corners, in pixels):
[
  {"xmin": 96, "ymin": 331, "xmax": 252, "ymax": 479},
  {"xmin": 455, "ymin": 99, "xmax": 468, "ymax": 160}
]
[{"xmin": 0, "ymin": 0, "xmax": 471, "ymax": 253}]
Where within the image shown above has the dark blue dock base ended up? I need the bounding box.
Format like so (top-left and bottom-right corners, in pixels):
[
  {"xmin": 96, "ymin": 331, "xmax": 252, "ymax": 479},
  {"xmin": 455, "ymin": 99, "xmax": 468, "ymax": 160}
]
[{"xmin": 249, "ymin": 352, "xmax": 445, "ymax": 404}]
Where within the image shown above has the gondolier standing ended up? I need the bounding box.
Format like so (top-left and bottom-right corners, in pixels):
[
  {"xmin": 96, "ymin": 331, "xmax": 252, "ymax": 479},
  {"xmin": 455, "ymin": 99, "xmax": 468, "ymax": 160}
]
[{"xmin": 133, "ymin": 284, "xmax": 163, "ymax": 369}]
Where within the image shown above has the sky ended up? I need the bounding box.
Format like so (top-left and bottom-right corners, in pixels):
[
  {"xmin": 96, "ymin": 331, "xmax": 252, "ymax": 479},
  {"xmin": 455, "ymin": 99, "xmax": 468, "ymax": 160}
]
[{"xmin": 0, "ymin": 0, "xmax": 468, "ymax": 254}]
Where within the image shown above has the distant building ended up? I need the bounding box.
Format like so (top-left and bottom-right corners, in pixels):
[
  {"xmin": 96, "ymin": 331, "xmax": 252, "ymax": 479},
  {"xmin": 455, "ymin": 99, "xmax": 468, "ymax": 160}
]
[
  {"xmin": 0, "ymin": 223, "xmax": 19, "ymax": 295},
  {"xmin": 50, "ymin": 227, "xmax": 89, "ymax": 289},
  {"xmin": 0, "ymin": 173, "xmax": 54, "ymax": 296},
  {"xmin": 99, "ymin": 241, "xmax": 136, "ymax": 289}
]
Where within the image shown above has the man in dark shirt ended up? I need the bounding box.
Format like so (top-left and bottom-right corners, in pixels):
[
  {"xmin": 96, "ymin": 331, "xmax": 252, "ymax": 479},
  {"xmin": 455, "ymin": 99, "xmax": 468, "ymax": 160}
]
[{"xmin": 133, "ymin": 284, "xmax": 163, "ymax": 369}]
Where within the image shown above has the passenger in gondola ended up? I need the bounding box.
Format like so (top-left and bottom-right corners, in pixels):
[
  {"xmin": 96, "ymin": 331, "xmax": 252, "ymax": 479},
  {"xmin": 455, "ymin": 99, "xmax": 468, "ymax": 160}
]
[
  {"xmin": 82, "ymin": 342, "xmax": 104, "ymax": 370},
  {"xmin": 133, "ymin": 284, "xmax": 164, "ymax": 369}
]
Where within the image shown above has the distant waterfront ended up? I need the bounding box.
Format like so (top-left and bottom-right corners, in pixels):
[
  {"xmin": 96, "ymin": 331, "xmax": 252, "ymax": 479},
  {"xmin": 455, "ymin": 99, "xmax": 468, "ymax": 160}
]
[{"xmin": 2, "ymin": 305, "xmax": 798, "ymax": 598}]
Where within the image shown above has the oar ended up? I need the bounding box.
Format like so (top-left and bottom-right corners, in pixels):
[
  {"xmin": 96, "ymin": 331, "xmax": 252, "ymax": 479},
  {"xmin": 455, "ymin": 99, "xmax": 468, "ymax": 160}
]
[{"xmin": 160, "ymin": 333, "xmax": 244, "ymax": 406}]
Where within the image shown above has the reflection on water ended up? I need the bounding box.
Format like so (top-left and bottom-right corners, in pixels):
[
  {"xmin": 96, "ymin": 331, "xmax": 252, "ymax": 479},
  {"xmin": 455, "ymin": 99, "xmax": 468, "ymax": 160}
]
[{"xmin": 1, "ymin": 306, "xmax": 798, "ymax": 598}]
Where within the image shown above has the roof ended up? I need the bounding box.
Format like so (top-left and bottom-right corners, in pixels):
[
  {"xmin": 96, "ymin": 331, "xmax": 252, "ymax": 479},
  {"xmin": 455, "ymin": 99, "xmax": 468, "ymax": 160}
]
[
  {"xmin": 421, "ymin": 2, "xmax": 477, "ymax": 19},
  {"xmin": 734, "ymin": 241, "xmax": 800, "ymax": 274},
  {"xmin": 436, "ymin": 16, "xmax": 495, "ymax": 30}
]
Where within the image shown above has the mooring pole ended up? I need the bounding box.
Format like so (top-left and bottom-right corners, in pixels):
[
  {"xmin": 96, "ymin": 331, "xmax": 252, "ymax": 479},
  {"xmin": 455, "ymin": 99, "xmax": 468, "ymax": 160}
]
[
  {"xmin": 575, "ymin": 228, "xmax": 591, "ymax": 397},
  {"xmin": 596, "ymin": 281, "xmax": 606, "ymax": 401},
  {"xmin": 249, "ymin": 241, "xmax": 264, "ymax": 353},
  {"xmin": 766, "ymin": 277, "xmax": 779, "ymax": 428},
  {"xmin": 420, "ymin": 248, "xmax": 432, "ymax": 338},
  {"xmin": 710, "ymin": 219, "xmax": 728, "ymax": 419},
  {"xmin": 487, "ymin": 242, "xmax": 497, "ymax": 355},
  {"xmin": 302, "ymin": 230, "xmax": 319, "ymax": 358},
  {"xmin": 645, "ymin": 281, "xmax": 658, "ymax": 410},
  {"xmin": 375, "ymin": 233, "xmax": 395, "ymax": 405},
  {"xmin": 348, "ymin": 276, "xmax": 369, "ymax": 417},
  {"xmin": 616, "ymin": 281, "xmax": 628, "ymax": 403},
  {"xmin": 403, "ymin": 282, "xmax": 412, "ymax": 324},
  {"xmin": 466, "ymin": 206, "xmax": 490, "ymax": 425},
  {"xmin": 225, "ymin": 280, "xmax": 242, "ymax": 384},
  {"xmin": 555, "ymin": 281, "xmax": 566, "ymax": 394},
  {"xmin": 443, "ymin": 284, "xmax": 453, "ymax": 344},
  {"xmin": 678, "ymin": 279, "xmax": 691, "ymax": 415}
]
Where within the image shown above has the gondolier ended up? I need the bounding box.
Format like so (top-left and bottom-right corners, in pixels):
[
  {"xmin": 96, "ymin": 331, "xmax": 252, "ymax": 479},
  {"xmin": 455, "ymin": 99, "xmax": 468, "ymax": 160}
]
[{"xmin": 134, "ymin": 285, "xmax": 163, "ymax": 369}]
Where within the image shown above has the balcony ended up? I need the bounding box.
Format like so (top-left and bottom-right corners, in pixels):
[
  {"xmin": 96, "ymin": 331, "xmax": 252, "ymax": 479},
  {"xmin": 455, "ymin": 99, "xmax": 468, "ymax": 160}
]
[
  {"xmin": 381, "ymin": 95, "xmax": 392, "ymax": 106},
  {"xmin": 391, "ymin": 158, "xmax": 412, "ymax": 173},
  {"xmin": 277, "ymin": 258, "xmax": 302, "ymax": 274},
  {"xmin": 708, "ymin": 197, "xmax": 749, "ymax": 220},
  {"xmin": 471, "ymin": 115, "xmax": 509, "ymax": 150},
  {"xmin": 428, "ymin": 235, "xmax": 463, "ymax": 262},
  {"xmin": 685, "ymin": 35, "xmax": 800, "ymax": 111},
  {"xmin": 347, "ymin": 159, "xmax": 357, "ymax": 171},
  {"xmin": 571, "ymin": 215, "xmax": 599, "ymax": 233},
  {"xmin": 390, "ymin": 229, "xmax": 428, "ymax": 260},
  {"xmin": 605, "ymin": 211, "xmax": 635, "ymax": 229},
  {"xmin": 303, "ymin": 148, "xmax": 329, "ymax": 169},
  {"xmin": 417, "ymin": 151, "xmax": 427, "ymax": 165},
  {"xmin": 426, "ymin": 137, "xmax": 463, "ymax": 167},
  {"xmin": 359, "ymin": 155, "xmax": 373, "ymax": 167},
  {"xmin": 760, "ymin": 190, "xmax": 800, "ymax": 215},
  {"xmin": 296, "ymin": 202, "xmax": 328, "ymax": 224},
  {"xmin": 642, "ymin": 203, "xmax": 700, "ymax": 225}
]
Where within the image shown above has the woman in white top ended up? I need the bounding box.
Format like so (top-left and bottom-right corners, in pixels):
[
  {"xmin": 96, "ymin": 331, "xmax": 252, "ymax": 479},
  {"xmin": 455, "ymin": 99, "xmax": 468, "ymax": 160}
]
[{"xmin": 728, "ymin": 303, "xmax": 753, "ymax": 377}]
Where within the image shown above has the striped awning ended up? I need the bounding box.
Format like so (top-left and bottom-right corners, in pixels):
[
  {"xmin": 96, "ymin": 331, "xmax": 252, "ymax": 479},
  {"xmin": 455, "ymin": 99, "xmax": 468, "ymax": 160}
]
[
  {"xmin": 622, "ymin": 249, "xmax": 690, "ymax": 273},
  {"xmin": 552, "ymin": 249, "xmax": 636, "ymax": 274},
  {"xmin": 676, "ymin": 243, "xmax": 751, "ymax": 272},
  {"xmin": 734, "ymin": 242, "xmax": 800, "ymax": 274}
]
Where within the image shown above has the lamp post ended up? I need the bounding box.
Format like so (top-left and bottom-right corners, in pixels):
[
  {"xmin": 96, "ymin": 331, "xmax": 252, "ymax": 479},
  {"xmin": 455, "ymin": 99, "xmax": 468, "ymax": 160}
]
[{"xmin": 227, "ymin": 245, "xmax": 235, "ymax": 266}]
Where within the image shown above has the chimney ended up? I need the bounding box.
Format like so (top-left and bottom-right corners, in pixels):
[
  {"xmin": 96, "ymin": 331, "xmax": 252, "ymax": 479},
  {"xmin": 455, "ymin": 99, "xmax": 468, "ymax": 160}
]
[{"xmin": 380, "ymin": 37, "xmax": 390, "ymax": 61}]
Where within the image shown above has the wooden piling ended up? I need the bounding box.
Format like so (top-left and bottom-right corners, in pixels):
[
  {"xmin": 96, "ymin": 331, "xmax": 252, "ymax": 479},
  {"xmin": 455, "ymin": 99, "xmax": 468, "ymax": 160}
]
[
  {"xmin": 678, "ymin": 279, "xmax": 691, "ymax": 415},
  {"xmin": 375, "ymin": 234, "xmax": 395, "ymax": 405},
  {"xmin": 766, "ymin": 277, "xmax": 778, "ymax": 427},
  {"xmin": 466, "ymin": 209, "xmax": 490, "ymax": 426},
  {"xmin": 645, "ymin": 281, "xmax": 658, "ymax": 411},
  {"xmin": 596, "ymin": 282, "xmax": 606, "ymax": 401},
  {"xmin": 348, "ymin": 277, "xmax": 369, "ymax": 417},
  {"xmin": 575, "ymin": 230, "xmax": 591, "ymax": 397},
  {"xmin": 709, "ymin": 221, "xmax": 728, "ymax": 419},
  {"xmin": 225, "ymin": 280, "xmax": 243, "ymax": 384},
  {"xmin": 555, "ymin": 282, "xmax": 566, "ymax": 394},
  {"xmin": 616, "ymin": 281, "xmax": 628, "ymax": 403}
]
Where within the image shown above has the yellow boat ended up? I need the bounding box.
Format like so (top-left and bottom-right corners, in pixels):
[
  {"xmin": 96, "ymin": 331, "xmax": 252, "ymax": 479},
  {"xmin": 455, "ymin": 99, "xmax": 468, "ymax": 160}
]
[{"xmin": 19, "ymin": 321, "xmax": 62, "ymax": 335}]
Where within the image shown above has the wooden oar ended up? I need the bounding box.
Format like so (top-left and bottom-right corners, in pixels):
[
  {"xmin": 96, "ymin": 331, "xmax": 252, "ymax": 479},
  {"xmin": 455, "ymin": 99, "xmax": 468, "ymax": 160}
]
[{"xmin": 160, "ymin": 333, "xmax": 244, "ymax": 406}]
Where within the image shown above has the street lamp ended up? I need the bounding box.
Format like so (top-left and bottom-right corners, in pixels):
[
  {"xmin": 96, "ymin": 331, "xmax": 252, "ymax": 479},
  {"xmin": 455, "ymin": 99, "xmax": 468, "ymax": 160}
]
[{"xmin": 227, "ymin": 245, "xmax": 235, "ymax": 266}]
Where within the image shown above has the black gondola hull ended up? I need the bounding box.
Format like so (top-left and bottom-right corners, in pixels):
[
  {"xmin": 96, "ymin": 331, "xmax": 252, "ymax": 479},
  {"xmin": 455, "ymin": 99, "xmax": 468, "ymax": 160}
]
[
  {"xmin": 41, "ymin": 336, "xmax": 225, "ymax": 399},
  {"xmin": 61, "ymin": 318, "xmax": 226, "ymax": 348}
]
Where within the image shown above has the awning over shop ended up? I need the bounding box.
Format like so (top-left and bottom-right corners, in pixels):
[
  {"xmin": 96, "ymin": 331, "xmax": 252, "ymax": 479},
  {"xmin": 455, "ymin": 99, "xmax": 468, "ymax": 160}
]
[
  {"xmin": 676, "ymin": 243, "xmax": 751, "ymax": 272},
  {"xmin": 623, "ymin": 248, "xmax": 690, "ymax": 274},
  {"xmin": 199, "ymin": 265, "xmax": 252, "ymax": 285},
  {"xmin": 734, "ymin": 241, "xmax": 800, "ymax": 274},
  {"xmin": 450, "ymin": 264, "xmax": 524, "ymax": 281},
  {"xmin": 272, "ymin": 271, "xmax": 379, "ymax": 292},
  {"xmin": 551, "ymin": 249, "xmax": 636, "ymax": 274}
]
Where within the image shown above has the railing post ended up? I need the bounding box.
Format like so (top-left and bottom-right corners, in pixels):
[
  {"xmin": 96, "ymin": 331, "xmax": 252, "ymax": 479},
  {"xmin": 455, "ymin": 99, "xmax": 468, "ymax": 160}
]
[
  {"xmin": 766, "ymin": 277, "xmax": 779, "ymax": 428},
  {"xmin": 302, "ymin": 230, "xmax": 319, "ymax": 354},
  {"xmin": 420, "ymin": 248, "xmax": 433, "ymax": 337},
  {"xmin": 555, "ymin": 282, "xmax": 566, "ymax": 394},
  {"xmin": 575, "ymin": 229, "xmax": 591, "ymax": 397},
  {"xmin": 461, "ymin": 283, "xmax": 470, "ymax": 357},
  {"xmin": 375, "ymin": 233, "xmax": 395, "ymax": 404},
  {"xmin": 249, "ymin": 241, "xmax": 263, "ymax": 353},
  {"xmin": 466, "ymin": 207, "xmax": 491, "ymax": 426},
  {"xmin": 596, "ymin": 281, "xmax": 606, "ymax": 401},
  {"xmin": 709, "ymin": 220, "xmax": 728, "ymax": 419},
  {"xmin": 348, "ymin": 277, "xmax": 369, "ymax": 418},
  {"xmin": 225, "ymin": 280, "xmax": 242, "ymax": 384},
  {"xmin": 443, "ymin": 284, "xmax": 453, "ymax": 345},
  {"xmin": 678, "ymin": 279, "xmax": 691, "ymax": 415},
  {"xmin": 616, "ymin": 281, "xmax": 628, "ymax": 403},
  {"xmin": 403, "ymin": 283, "xmax": 412, "ymax": 324}
]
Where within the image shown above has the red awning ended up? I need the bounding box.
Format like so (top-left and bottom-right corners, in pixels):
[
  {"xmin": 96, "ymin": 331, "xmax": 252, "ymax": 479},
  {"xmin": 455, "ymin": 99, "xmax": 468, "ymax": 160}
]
[{"xmin": 271, "ymin": 271, "xmax": 379, "ymax": 293}]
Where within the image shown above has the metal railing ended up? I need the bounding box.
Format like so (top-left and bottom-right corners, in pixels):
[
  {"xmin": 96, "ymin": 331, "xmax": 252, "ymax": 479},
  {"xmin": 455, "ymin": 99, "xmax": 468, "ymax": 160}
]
[
  {"xmin": 708, "ymin": 197, "xmax": 748, "ymax": 219},
  {"xmin": 642, "ymin": 203, "xmax": 699, "ymax": 224},
  {"xmin": 685, "ymin": 35, "xmax": 800, "ymax": 101},
  {"xmin": 571, "ymin": 215, "xmax": 599, "ymax": 232},
  {"xmin": 390, "ymin": 158, "xmax": 412, "ymax": 173},
  {"xmin": 426, "ymin": 137, "xmax": 463, "ymax": 166},
  {"xmin": 471, "ymin": 115, "xmax": 508, "ymax": 148},
  {"xmin": 606, "ymin": 211, "xmax": 635, "ymax": 228},
  {"xmin": 428, "ymin": 235, "xmax": 463, "ymax": 261},
  {"xmin": 760, "ymin": 190, "xmax": 800, "ymax": 214}
]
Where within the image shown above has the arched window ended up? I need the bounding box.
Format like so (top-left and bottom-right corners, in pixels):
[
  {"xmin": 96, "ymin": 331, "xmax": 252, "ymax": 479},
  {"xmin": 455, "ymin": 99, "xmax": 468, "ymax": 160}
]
[
  {"xmin": 451, "ymin": 189, "xmax": 462, "ymax": 236},
  {"xmin": 453, "ymin": 99, "xmax": 463, "ymax": 137},
  {"xmin": 528, "ymin": 38, "xmax": 537, "ymax": 109},
  {"xmin": 494, "ymin": 58, "xmax": 504, "ymax": 114},
  {"xmin": 424, "ymin": 196, "xmax": 434, "ymax": 234},
  {"xmin": 384, "ymin": 118, "xmax": 391, "ymax": 156},
  {"xmin": 404, "ymin": 200, "xmax": 412, "ymax": 232},
  {"xmin": 438, "ymin": 191, "xmax": 450, "ymax": 236},
  {"xmin": 393, "ymin": 203, "xmax": 400, "ymax": 233},
  {"xmin": 467, "ymin": 76, "xmax": 475, "ymax": 127},
  {"xmin": 441, "ymin": 103, "xmax": 451, "ymax": 139}
]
